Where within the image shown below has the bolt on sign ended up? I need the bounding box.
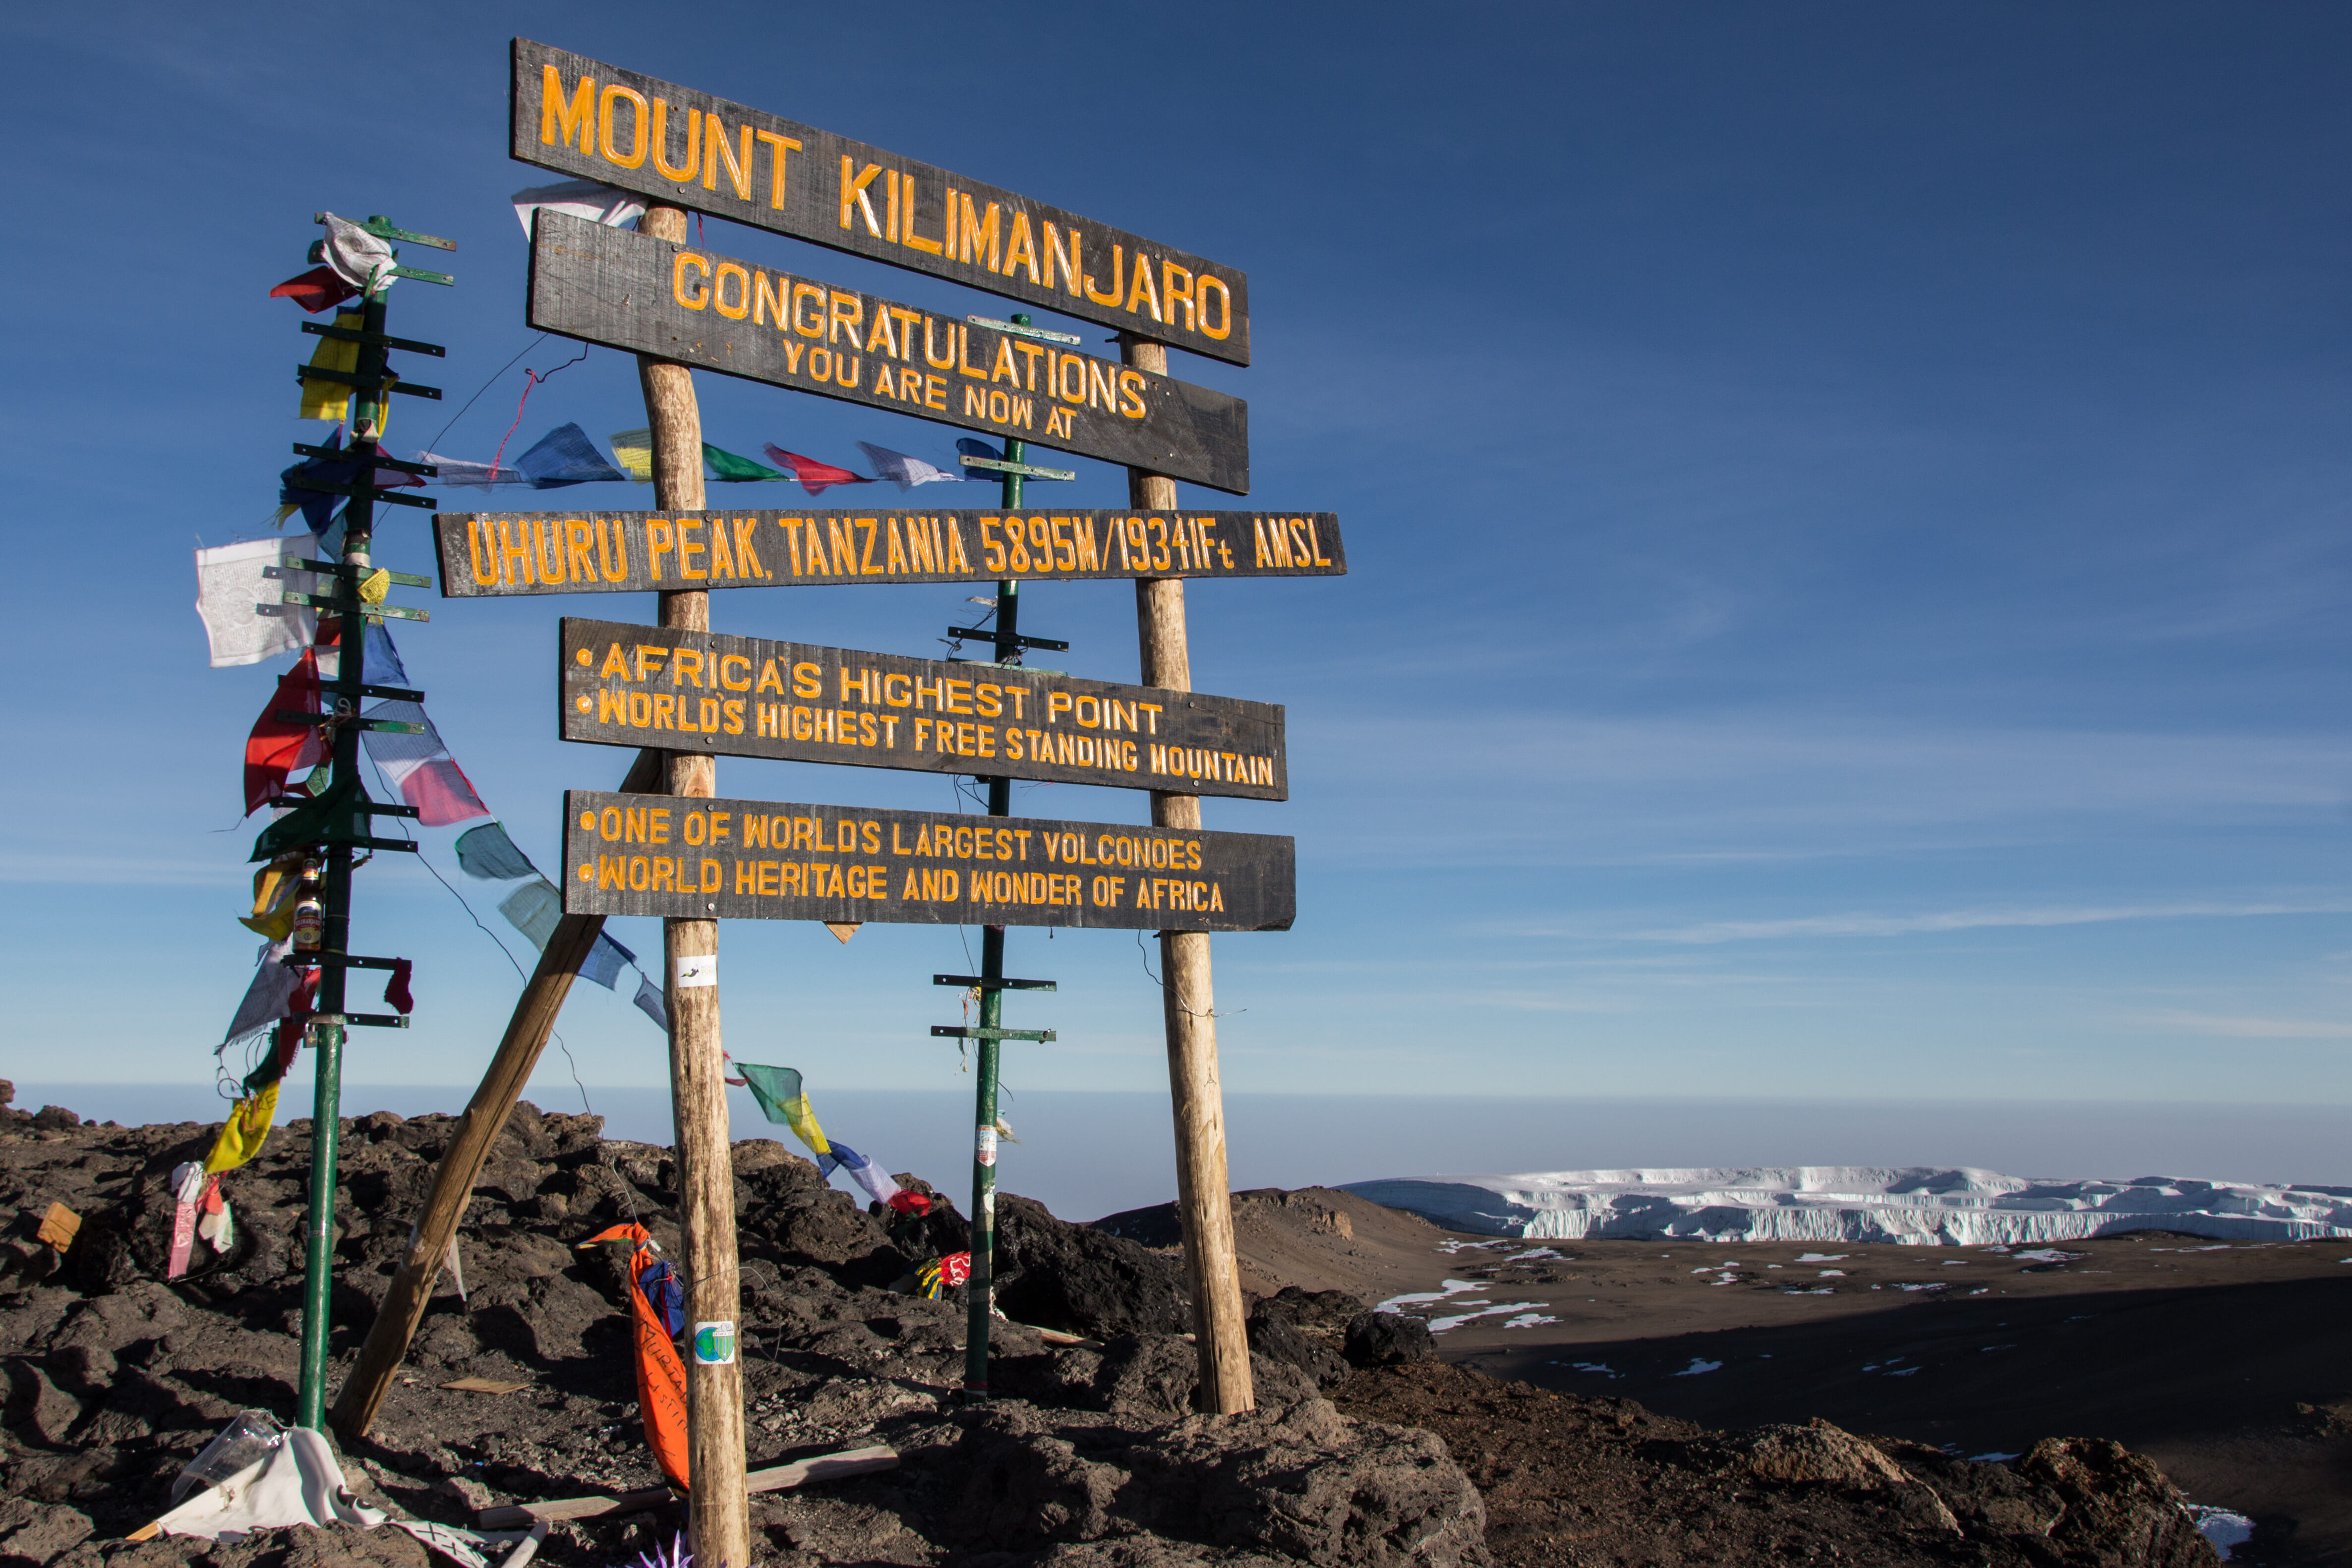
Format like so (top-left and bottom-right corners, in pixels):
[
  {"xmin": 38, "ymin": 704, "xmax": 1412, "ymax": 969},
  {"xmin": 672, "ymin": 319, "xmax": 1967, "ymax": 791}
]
[
  {"xmin": 564, "ymin": 791, "xmax": 1296, "ymax": 933},
  {"xmin": 435, "ymin": 508, "xmax": 1343, "ymax": 597},
  {"xmin": 563, "ymin": 620, "xmax": 1287, "ymax": 799},
  {"xmin": 512, "ymin": 39, "xmax": 1251, "ymax": 366},
  {"xmin": 528, "ymin": 215, "xmax": 1249, "ymax": 492}
]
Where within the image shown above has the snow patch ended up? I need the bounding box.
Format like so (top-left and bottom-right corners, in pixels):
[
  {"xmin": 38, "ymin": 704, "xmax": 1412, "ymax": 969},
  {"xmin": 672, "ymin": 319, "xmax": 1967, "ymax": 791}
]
[
  {"xmin": 1344, "ymin": 1168, "xmax": 2352, "ymax": 1244},
  {"xmin": 2189, "ymin": 1506, "xmax": 2255, "ymax": 1558},
  {"xmin": 1674, "ymin": 1358, "xmax": 1723, "ymax": 1376},
  {"xmin": 1428, "ymin": 1300, "xmax": 1548, "ymax": 1333},
  {"xmin": 1502, "ymin": 1313, "xmax": 1559, "ymax": 1329}
]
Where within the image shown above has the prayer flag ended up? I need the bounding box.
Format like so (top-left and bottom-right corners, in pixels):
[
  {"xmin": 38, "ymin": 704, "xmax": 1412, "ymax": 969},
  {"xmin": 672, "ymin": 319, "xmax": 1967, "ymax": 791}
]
[
  {"xmin": 454, "ymin": 822, "xmax": 536, "ymax": 881},
  {"xmin": 243, "ymin": 651, "xmax": 325, "ymax": 814},
  {"xmin": 735, "ymin": 1064, "xmax": 829, "ymax": 1157},
  {"xmin": 203, "ymin": 1085, "xmax": 280, "ymax": 1174},
  {"xmin": 512, "ymin": 178, "xmax": 646, "ymax": 238},
  {"xmin": 823, "ymin": 1141, "xmax": 905, "ymax": 1209},
  {"xmin": 317, "ymin": 213, "xmax": 397, "ymax": 296},
  {"xmin": 957, "ymin": 438, "xmax": 1001, "ymax": 465},
  {"xmin": 581, "ymin": 931, "xmax": 633, "ymax": 990},
  {"xmin": 240, "ymin": 853, "xmax": 305, "ymax": 941},
  {"xmin": 270, "ymin": 266, "xmax": 358, "ymax": 315},
  {"xmin": 412, "ymin": 452, "xmax": 530, "ymax": 489},
  {"xmin": 360, "ymin": 701, "xmax": 491, "ymax": 826},
  {"xmin": 761, "ymin": 445, "xmax": 873, "ymax": 496},
  {"xmin": 496, "ymin": 878, "xmax": 563, "ymax": 951},
  {"xmin": 280, "ymin": 429, "xmax": 425, "ymax": 529},
  {"xmin": 516, "ymin": 423, "xmax": 625, "ymax": 488},
  {"xmin": 609, "ymin": 428, "xmax": 653, "ymax": 481},
  {"xmin": 223, "ymin": 939, "xmax": 300, "ymax": 1045},
  {"xmin": 703, "ymin": 443, "xmax": 788, "ymax": 482},
  {"xmin": 195, "ymin": 534, "xmax": 318, "ymax": 669},
  {"xmin": 363, "ymin": 622, "xmax": 411, "ymax": 687},
  {"xmin": 633, "ymin": 972, "xmax": 668, "ymax": 1030},
  {"xmin": 857, "ymin": 442, "xmax": 966, "ymax": 490},
  {"xmin": 578, "ymin": 1225, "xmax": 690, "ymax": 1489},
  {"xmin": 298, "ymin": 310, "xmax": 362, "ymax": 421}
]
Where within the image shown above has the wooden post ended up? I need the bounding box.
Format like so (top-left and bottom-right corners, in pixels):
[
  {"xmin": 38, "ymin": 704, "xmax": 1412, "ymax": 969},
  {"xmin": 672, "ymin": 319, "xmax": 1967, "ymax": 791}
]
[
  {"xmin": 332, "ymin": 748, "xmax": 660, "ymax": 1441},
  {"xmin": 1122, "ymin": 334, "xmax": 1254, "ymax": 1415},
  {"xmin": 638, "ymin": 201, "xmax": 750, "ymax": 1568}
]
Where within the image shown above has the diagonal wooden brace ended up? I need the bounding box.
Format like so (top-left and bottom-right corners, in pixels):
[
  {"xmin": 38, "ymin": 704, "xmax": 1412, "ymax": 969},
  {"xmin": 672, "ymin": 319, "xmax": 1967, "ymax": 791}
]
[{"xmin": 330, "ymin": 747, "xmax": 660, "ymax": 1441}]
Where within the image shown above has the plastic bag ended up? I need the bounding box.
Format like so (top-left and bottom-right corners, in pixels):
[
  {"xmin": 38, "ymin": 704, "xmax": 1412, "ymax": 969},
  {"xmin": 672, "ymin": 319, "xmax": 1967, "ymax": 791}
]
[{"xmin": 170, "ymin": 1409, "xmax": 285, "ymax": 1504}]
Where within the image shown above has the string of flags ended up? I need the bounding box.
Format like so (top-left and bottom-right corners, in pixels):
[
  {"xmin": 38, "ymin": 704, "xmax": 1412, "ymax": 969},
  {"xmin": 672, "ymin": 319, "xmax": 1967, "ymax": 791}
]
[
  {"xmin": 729, "ymin": 1064, "xmax": 930, "ymax": 1218},
  {"xmin": 413, "ymin": 424, "xmax": 1021, "ymax": 497},
  {"xmin": 199, "ymin": 586, "xmax": 670, "ymax": 1101}
]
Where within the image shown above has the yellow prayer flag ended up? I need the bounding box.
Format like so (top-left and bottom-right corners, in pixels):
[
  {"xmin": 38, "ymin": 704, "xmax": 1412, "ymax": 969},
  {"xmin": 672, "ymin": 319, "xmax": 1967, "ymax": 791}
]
[
  {"xmin": 609, "ymin": 427, "xmax": 654, "ymax": 482},
  {"xmin": 204, "ymin": 1083, "xmax": 280, "ymax": 1173},
  {"xmin": 298, "ymin": 310, "xmax": 362, "ymax": 421}
]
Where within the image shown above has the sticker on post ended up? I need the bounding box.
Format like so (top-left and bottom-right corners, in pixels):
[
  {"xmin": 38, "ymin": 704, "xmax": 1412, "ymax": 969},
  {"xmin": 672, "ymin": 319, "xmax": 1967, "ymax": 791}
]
[
  {"xmin": 975, "ymin": 1126, "xmax": 999, "ymax": 1167},
  {"xmin": 675, "ymin": 953, "xmax": 718, "ymax": 988},
  {"xmin": 692, "ymin": 1320, "xmax": 737, "ymax": 1366}
]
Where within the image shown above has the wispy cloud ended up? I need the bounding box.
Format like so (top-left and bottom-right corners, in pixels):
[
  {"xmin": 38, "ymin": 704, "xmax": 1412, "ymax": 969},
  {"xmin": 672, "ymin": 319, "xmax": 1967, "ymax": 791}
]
[
  {"xmin": 1608, "ymin": 899, "xmax": 2352, "ymax": 945},
  {"xmin": 2137, "ymin": 1011, "xmax": 2352, "ymax": 1040}
]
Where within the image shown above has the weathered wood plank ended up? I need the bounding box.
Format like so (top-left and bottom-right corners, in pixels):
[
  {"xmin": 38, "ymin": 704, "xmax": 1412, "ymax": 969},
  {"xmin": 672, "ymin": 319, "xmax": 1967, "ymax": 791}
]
[
  {"xmin": 561, "ymin": 618, "xmax": 1287, "ymax": 801},
  {"xmin": 562, "ymin": 792, "xmax": 1295, "ymax": 933},
  {"xmin": 473, "ymin": 1446, "xmax": 900, "ymax": 1529},
  {"xmin": 510, "ymin": 40, "xmax": 1249, "ymax": 366},
  {"xmin": 434, "ymin": 507, "xmax": 1342, "ymax": 597},
  {"xmin": 528, "ymin": 214, "xmax": 1248, "ymax": 493}
]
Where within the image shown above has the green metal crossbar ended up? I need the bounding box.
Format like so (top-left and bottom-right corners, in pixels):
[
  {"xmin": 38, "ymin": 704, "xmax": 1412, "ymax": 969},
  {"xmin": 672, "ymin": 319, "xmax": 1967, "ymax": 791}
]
[
  {"xmin": 281, "ymin": 559, "xmax": 430, "ymax": 586},
  {"xmin": 965, "ymin": 314, "xmax": 1082, "ymax": 346},
  {"xmin": 292, "ymin": 443, "xmax": 438, "ymax": 475},
  {"xmin": 932, "ymin": 1026, "xmax": 1057, "ymax": 1043},
  {"xmin": 959, "ymin": 455, "xmax": 1076, "ymax": 481},
  {"xmin": 299, "ymin": 322, "xmax": 446, "ymax": 357},
  {"xmin": 275, "ymin": 591, "xmax": 428, "ymax": 622},
  {"xmin": 933, "ymin": 974, "xmax": 1058, "ymax": 991},
  {"xmin": 295, "ymin": 365, "xmax": 444, "ymax": 400},
  {"xmin": 321, "ymin": 213, "xmax": 458, "ymax": 251},
  {"xmin": 269, "ymin": 712, "xmax": 426, "ymax": 736}
]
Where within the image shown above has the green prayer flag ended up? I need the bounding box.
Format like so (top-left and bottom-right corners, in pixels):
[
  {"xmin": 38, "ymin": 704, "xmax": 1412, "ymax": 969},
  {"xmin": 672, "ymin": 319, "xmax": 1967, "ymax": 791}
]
[
  {"xmin": 702, "ymin": 442, "xmax": 789, "ymax": 482},
  {"xmin": 250, "ymin": 774, "xmax": 363, "ymax": 862},
  {"xmin": 735, "ymin": 1063, "xmax": 829, "ymax": 1157}
]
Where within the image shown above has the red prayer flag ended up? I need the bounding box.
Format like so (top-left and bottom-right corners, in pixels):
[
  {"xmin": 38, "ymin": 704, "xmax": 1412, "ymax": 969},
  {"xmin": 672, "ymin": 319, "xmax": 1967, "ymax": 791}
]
[
  {"xmin": 762, "ymin": 444, "xmax": 874, "ymax": 496},
  {"xmin": 243, "ymin": 651, "xmax": 325, "ymax": 815},
  {"xmin": 270, "ymin": 266, "xmax": 361, "ymax": 314}
]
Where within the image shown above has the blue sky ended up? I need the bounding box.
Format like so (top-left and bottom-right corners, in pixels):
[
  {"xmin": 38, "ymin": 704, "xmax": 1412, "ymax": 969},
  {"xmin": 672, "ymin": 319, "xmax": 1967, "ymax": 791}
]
[{"xmin": 5, "ymin": 3, "xmax": 2351, "ymax": 1124}]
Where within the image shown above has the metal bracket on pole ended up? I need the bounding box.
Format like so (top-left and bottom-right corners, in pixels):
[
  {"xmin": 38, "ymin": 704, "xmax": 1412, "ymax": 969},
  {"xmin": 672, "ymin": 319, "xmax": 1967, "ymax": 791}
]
[
  {"xmin": 946, "ymin": 626, "xmax": 1069, "ymax": 652},
  {"xmin": 933, "ymin": 974, "xmax": 1058, "ymax": 991},
  {"xmin": 964, "ymin": 314, "xmax": 1083, "ymax": 346},
  {"xmin": 958, "ymin": 455, "xmax": 1076, "ymax": 481},
  {"xmin": 931, "ymin": 1026, "xmax": 1057, "ymax": 1043}
]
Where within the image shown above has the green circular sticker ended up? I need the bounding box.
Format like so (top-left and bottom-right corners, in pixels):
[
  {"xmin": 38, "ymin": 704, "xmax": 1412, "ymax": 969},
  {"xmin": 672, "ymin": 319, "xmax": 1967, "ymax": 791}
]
[{"xmin": 692, "ymin": 1320, "xmax": 737, "ymax": 1366}]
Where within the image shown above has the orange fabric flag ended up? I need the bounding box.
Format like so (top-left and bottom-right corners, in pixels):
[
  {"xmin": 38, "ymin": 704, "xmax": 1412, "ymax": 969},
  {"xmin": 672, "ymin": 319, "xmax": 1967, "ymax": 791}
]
[{"xmin": 581, "ymin": 1223, "xmax": 691, "ymax": 1490}]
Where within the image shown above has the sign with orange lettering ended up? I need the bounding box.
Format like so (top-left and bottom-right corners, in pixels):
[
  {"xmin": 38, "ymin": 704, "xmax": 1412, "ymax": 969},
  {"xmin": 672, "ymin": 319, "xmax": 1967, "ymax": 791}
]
[
  {"xmin": 512, "ymin": 39, "xmax": 1250, "ymax": 366},
  {"xmin": 529, "ymin": 214, "xmax": 1247, "ymax": 491},
  {"xmin": 435, "ymin": 507, "xmax": 1342, "ymax": 597},
  {"xmin": 561, "ymin": 619, "xmax": 1286, "ymax": 800},
  {"xmin": 563, "ymin": 791, "xmax": 1295, "ymax": 933}
]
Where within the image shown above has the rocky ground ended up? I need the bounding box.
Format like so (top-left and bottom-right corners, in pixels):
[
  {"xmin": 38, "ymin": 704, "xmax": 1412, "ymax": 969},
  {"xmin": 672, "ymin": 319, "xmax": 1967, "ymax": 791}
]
[{"xmin": 0, "ymin": 1092, "xmax": 2223, "ymax": 1567}]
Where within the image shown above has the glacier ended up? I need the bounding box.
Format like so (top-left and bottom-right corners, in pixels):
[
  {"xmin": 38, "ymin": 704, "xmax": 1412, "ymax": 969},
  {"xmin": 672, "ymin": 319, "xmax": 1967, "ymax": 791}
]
[{"xmin": 1340, "ymin": 1167, "xmax": 2352, "ymax": 1244}]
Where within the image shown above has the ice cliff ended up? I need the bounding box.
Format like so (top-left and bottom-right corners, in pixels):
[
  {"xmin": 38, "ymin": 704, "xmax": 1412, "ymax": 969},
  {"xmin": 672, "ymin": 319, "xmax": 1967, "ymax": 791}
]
[{"xmin": 1342, "ymin": 1166, "xmax": 2352, "ymax": 1243}]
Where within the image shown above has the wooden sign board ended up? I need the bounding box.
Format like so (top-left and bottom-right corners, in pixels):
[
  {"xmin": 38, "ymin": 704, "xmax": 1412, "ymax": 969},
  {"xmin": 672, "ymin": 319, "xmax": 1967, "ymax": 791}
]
[
  {"xmin": 562, "ymin": 619, "xmax": 1286, "ymax": 800},
  {"xmin": 512, "ymin": 39, "xmax": 1250, "ymax": 366},
  {"xmin": 436, "ymin": 508, "xmax": 1341, "ymax": 597},
  {"xmin": 563, "ymin": 791, "xmax": 1295, "ymax": 932},
  {"xmin": 529, "ymin": 214, "xmax": 1247, "ymax": 492}
]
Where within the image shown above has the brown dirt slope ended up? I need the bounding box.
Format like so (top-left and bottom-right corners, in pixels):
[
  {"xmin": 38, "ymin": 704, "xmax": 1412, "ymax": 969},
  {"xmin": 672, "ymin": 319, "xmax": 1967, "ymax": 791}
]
[{"xmin": 1335, "ymin": 1361, "xmax": 2220, "ymax": 1568}]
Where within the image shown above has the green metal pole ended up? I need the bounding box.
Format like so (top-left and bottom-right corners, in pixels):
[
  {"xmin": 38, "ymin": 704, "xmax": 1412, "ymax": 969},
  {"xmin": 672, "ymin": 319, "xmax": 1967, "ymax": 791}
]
[
  {"xmin": 297, "ymin": 280, "xmax": 386, "ymax": 1429},
  {"xmin": 964, "ymin": 317, "xmax": 1035, "ymax": 1400}
]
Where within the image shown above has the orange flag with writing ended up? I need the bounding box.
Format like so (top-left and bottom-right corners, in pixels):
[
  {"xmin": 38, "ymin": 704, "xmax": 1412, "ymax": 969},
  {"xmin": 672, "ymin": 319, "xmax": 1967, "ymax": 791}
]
[{"xmin": 581, "ymin": 1223, "xmax": 690, "ymax": 1490}]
